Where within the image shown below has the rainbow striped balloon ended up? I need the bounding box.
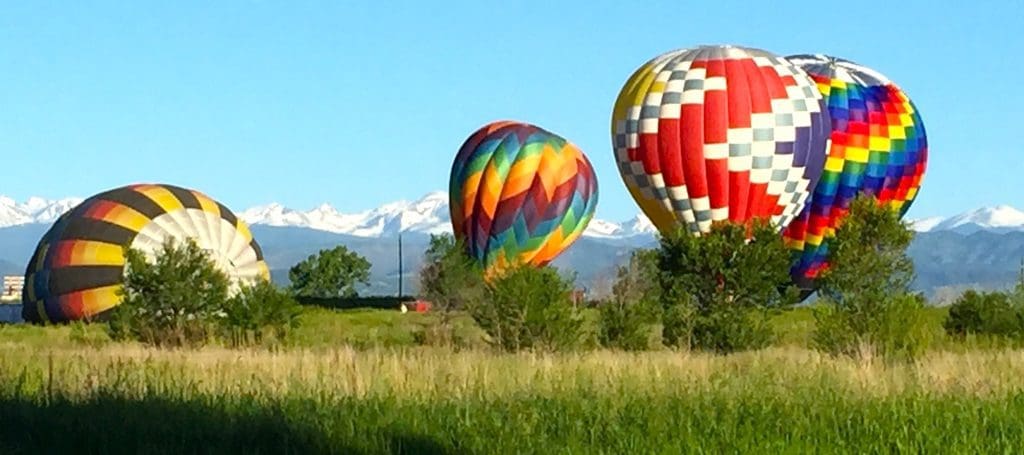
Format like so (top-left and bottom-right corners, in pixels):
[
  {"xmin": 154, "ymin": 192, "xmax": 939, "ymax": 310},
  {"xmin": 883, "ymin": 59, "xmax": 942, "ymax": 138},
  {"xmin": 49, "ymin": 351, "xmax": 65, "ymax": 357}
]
[
  {"xmin": 449, "ymin": 121, "xmax": 598, "ymax": 274},
  {"xmin": 781, "ymin": 55, "xmax": 928, "ymax": 291}
]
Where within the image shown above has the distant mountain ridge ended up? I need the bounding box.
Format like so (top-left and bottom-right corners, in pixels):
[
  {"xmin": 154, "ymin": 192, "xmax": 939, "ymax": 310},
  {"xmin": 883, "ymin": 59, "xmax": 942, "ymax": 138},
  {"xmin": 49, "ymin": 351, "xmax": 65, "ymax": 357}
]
[
  {"xmin": 917, "ymin": 205, "xmax": 1024, "ymax": 234},
  {"xmin": 0, "ymin": 193, "xmax": 1023, "ymax": 298},
  {"xmin": 238, "ymin": 191, "xmax": 661, "ymax": 239},
  {"xmin": 1, "ymin": 191, "xmax": 1020, "ymax": 239},
  {"xmin": 0, "ymin": 196, "xmax": 84, "ymax": 228}
]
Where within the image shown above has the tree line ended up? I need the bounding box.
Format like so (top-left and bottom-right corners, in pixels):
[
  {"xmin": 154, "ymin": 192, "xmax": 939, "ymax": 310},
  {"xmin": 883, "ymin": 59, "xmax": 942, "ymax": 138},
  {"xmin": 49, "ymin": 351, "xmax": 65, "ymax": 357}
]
[{"xmin": 108, "ymin": 194, "xmax": 1024, "ymax": 358}]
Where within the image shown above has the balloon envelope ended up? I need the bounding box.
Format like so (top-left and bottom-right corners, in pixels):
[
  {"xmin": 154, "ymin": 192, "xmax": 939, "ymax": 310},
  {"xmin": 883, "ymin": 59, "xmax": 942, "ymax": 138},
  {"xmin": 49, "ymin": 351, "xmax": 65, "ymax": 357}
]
[
  {"xmin": 23, "ymin": 183, "xmax": 270, "ymax": 323},
  {"xmin": 781, "ymin": 55, "xmax": 928, "ymax": 291},
  {"xmin": 612, "ymin": 45, "xmax": 831, "ymax": 236},
  {"xmin": 450, "ymin": 121, "xmax": 598, "ymax": 273}
]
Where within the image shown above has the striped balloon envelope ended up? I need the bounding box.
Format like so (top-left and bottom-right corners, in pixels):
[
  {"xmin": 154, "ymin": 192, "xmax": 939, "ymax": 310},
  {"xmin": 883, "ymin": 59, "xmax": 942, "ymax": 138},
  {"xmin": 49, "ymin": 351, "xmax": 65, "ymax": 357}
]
[
  {"xmin": 22, "ymin": 183, "xmax": 270, "ymax": 324},
  {"xmin": 612, "ymin": 45, "xmax": 831, "ymax": 236},
  {"xmin": 449, "ymin": 121, "xmax": 598, "ymax": 275},
  {"xmin": 781, "ymin": 55, "xmax": 927, "ymax": 292}
]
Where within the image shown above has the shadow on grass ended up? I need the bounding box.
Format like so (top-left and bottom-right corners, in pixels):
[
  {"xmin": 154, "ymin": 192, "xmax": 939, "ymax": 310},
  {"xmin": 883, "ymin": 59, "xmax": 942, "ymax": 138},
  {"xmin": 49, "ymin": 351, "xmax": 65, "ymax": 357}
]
[{"xmin": 0, "ymin": 395, "xmax": 457, "ymax": 455}]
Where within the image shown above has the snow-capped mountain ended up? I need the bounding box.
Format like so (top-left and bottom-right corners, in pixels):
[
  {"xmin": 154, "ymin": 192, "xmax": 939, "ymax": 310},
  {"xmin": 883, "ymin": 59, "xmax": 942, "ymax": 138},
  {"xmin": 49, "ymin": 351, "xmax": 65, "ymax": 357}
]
[
  {"xmin": 0, "ymin": 196, "xmax": 85, "ymax": 227},
  {"xmin": 909, "ymin": 216, "xmax": 945, "ymax": 233},
  {"xmin": 240, "ymin": 191, "xmax": 655, "ymax": 239},
  {"xmin": 240, "ymin": 191, "xmax": 452, "ymax": 237},
  {"xmin": 0, "ymin": 191, "xmax": 1021, "ymax": 239},
  {"xmin": 916, "ymin": 205, "xmax": 1024, "ymax": 234}
]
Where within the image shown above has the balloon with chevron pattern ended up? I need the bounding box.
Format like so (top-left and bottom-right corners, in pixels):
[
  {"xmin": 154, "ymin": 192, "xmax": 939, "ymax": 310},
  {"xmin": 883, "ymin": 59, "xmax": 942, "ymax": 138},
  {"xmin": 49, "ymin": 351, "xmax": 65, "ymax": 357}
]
[{"xmin": 449, "ymin": 121, "xmax": 599, "ymax": 275}]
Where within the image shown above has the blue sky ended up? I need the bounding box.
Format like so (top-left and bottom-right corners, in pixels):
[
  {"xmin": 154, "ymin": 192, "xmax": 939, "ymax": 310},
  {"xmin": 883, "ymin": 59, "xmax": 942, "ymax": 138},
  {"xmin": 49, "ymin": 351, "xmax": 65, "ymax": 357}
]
[{"xmin": 0, "ymin": 0, "xmax": 1020, "ymax": 221}]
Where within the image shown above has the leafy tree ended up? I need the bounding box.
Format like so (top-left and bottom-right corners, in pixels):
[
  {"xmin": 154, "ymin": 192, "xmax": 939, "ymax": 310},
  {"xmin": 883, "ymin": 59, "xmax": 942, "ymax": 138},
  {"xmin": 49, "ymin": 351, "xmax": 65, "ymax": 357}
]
[
  {"xmin": 944, "ymin": 290, "xmax": 1020, "ymax": 339},
  {"xmin": 656, "ymin": 220, "xmax": 797, "ymax": 353},
  {"xmin": 812, "ymin": 195, "xmax": 931, "ymax": 359},
  {"xmin": 418, "ymin": 234, "xmax": 485, "ymax": 345},
  {"xmin": 108, "ymin": 238, "xmax": 231, "ymax": 347},
  {"xmin": 222, "ymin": 280, "xmax": 302, "ymax": 346},
  {"xmin": 288, "ymin": 246, "xmax": 371, "ymax": 298},
  {"xmin": 598, "ymin": 249, "xmax": 660, "ymax": 351},
  {"xmin": 470, "ymin": 265, "xmax": 584, "ymax": 352},
  {"xmin": 944, "ymin": 265, "xmax": 1024, "ymax": 342}
]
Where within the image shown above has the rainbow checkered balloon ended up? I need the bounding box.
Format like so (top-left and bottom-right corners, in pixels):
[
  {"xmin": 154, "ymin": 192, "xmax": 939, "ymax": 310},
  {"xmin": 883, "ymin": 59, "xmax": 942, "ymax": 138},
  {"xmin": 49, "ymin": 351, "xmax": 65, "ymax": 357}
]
[
  {"xmin": 449, "ymin": 121, "xmax": 598, "ymax": 274},
  {"xmin": 781, "ymin": 55, "xmax": 928, "ymax": 292}
]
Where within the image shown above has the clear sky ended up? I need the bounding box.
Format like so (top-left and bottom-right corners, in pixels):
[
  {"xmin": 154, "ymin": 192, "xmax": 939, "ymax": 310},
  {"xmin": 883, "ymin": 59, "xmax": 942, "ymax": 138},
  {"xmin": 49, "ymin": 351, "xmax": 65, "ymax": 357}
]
[{"xmin": 1, "ymin": 0, "xmax": 1020, "ymax": 221}]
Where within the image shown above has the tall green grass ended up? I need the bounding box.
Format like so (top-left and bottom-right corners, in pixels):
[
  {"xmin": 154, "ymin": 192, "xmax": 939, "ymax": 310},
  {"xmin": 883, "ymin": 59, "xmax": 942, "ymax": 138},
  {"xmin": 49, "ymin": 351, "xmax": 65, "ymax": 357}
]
[
  {"xmin": 1, "ymin": 305, "xmax": 1019, "ymax": 453},
  {"xmin": 3, "ymin": 343, "xmax": 1024, "ymax": 453}
]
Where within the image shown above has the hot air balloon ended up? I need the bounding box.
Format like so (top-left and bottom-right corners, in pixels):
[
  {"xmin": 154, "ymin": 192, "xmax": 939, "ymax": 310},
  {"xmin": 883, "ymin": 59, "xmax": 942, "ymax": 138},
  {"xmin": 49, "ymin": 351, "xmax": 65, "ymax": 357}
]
[
  {"xmin": 450, "ymin": 121, "xmax": 598, "ymax": 274},
  {"xmin": 781, "ymin": 55, "xmax": 927, "ymax": 292},
  {"xmin": 22, "ymin": 183, "xmax": 270, "ymax": 324},
  {"xmin": 611, "ymin": 45, "xmax": 831, "ymax": 236}
]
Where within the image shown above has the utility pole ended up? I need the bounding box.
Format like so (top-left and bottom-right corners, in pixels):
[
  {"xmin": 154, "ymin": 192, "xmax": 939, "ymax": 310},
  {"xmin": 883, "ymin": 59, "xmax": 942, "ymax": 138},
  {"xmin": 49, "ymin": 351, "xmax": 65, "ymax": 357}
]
[
  {"xmin": 1017, "ymin": 257, "xmax": 1023, "ymax": 293},
  {"xmin": 398, "ymin": 233, "xmax": 403, "ymax": 299}
]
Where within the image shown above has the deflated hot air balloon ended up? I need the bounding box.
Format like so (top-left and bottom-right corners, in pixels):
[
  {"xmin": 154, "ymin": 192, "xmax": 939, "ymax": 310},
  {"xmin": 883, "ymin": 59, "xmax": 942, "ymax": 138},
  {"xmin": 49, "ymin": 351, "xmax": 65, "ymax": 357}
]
[
  {"xmin": 23, "ymin": 183, "xmax": 270, "ymax": 324},
  {"xmin": 781, "ymin": 55, "xmax": 927, "ymax": 292},
  {"xmin": 450, "ymin": 121, "xmax": 598, "ymax": 274},
  {"xmin": 612, "ymin": 45, "xmax": 831, "ymax": 236}
]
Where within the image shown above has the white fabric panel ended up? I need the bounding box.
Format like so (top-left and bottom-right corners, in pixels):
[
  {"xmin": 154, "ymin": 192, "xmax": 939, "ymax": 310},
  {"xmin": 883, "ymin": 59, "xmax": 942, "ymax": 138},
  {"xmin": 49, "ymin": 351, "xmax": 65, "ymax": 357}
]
[{"xmin": 127, "ymin": 209, "xmax": 264, "ymax": 292}]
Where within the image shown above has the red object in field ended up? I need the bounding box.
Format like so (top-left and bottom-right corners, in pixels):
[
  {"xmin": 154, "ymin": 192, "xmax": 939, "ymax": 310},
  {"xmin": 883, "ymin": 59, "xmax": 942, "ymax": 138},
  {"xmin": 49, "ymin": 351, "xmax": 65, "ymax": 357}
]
[{"xmin": 412, "ymin": 300, "xmax": 432, "ymax": 313}]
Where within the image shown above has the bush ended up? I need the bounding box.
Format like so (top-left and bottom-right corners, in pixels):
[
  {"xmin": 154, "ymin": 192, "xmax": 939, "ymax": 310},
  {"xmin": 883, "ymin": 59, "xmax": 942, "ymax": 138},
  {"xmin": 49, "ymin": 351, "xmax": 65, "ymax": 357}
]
[
  {"xmin": 108, "ymin": 239, "xmax": 232, "ymax": 347},
  {"xmin": 815, "ymin": 293, "xmax": 933, "ymax": 360},
  {"xmin": 222, "ymin": 280, "xmax": 302, "ymax": 347},
  {"xmin": 691, "ymin": 304, "xmax": 776, "ymax": 353},
  {"xmin": 660, "ymin": 300, "xmax": 695, "ymax": 349},
  {"xmin": 657, "ymin": 221, "xmax": 797, "ymax": 353},
  {"xmin": 108, "ymin": 238, "xmax": 303, "ymax": 348},
  {"xmin": 944, "ymin": 290, "xmax": 1022, "ymax": 340},
  {"xmin": 469, "ymin": 265, "xmax": 584, "ymax": 352},
  {"xmin": 811, "ymin": 196, "xmax": 931, "ymax": 359},
  {"xmin": 598, "ymin": 249, "xmax": 659, "ymax": 351}
]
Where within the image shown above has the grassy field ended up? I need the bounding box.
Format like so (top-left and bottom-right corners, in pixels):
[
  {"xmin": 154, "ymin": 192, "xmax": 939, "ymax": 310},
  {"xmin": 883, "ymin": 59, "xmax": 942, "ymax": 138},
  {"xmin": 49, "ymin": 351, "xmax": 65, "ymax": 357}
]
[
  {"xmin": 3, "ymin": 305, "xmax": 1023, "ymax": 453},
  {"xmin": 0, "ymin": 305, "xmax": 951, "ymax": 350}
]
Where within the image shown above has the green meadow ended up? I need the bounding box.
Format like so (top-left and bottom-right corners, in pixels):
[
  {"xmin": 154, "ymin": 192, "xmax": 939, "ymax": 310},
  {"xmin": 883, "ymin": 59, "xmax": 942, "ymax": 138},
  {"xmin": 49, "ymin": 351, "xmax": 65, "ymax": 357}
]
[{"xmin": 3, "ymin": 306, "xmax": 1024, "ymax": 453}]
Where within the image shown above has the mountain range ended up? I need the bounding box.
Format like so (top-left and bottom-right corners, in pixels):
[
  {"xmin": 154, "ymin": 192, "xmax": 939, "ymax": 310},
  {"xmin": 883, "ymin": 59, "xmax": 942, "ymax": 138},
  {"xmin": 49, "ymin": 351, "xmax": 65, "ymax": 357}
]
[
  {"xmin": 0, "ymin": 192, "xmax": 1022, "ymax": 300},
  {"xmin": 236, "ymin": 191, "xmax": 660, "ymax": 240},
  {"xmin": 2, "ymin": 192, "xmax": 1022, "ymax": 240}
]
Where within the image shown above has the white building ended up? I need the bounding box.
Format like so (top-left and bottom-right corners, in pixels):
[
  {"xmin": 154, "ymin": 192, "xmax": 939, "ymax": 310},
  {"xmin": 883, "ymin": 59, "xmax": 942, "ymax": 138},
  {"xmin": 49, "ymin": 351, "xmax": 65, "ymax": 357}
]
[{"xmin": 2, "ymin": 276, "xmax": 24, "ymax": 302}]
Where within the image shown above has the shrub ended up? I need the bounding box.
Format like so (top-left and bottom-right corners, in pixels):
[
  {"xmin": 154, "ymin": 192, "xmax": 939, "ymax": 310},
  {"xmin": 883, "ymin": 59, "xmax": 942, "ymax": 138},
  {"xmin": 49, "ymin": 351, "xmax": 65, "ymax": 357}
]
[
  {"xmin": 660, "ymin": 299, "xmax": 695, "ymax": 349},
  {"xmin": 598, "ymin": 249, "xmax": 659, "ymax": 351},
  {"xmin": 944, "ymin": 290, "xmax": 1022, "ymax": 340},
  {"xmin": 812, "ymin": 196, "xmax": 931, "ymax": 359},
  {"xmin": 657, "ymin": 221, "xmax": 797, "ymax": 353},
  {"xmin": 222, "ymin": 280, "xmax": 302, "ymax": 347},
  {"xmin": 470, "ymin": 265, "xmax": 584, "ymax": 352},
  {"xmin": 108, "ymin": 238, "xmax": 303, "ymax": 348},
  {"xmin": 108, "ymin": 239, "xmax": 231, "ymax": 347},
  {"xmin": 815, "ymin": 293, "xmax": 933, "ymax": 360}
]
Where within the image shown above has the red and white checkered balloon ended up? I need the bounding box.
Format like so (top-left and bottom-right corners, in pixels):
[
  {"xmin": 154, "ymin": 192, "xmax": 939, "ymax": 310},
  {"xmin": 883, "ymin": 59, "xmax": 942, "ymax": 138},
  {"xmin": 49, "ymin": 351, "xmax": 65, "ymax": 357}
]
[{"xmin": 611, "ymin": 45, "xmax": 832, "ymax": 235}]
